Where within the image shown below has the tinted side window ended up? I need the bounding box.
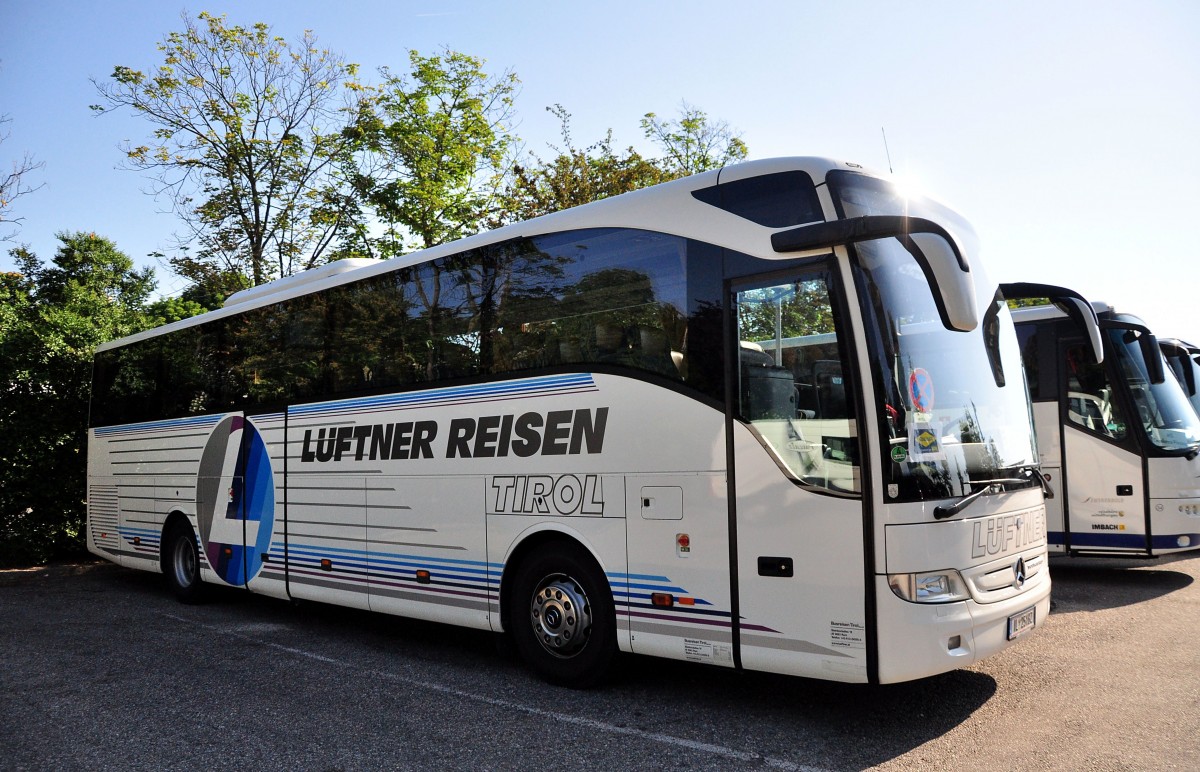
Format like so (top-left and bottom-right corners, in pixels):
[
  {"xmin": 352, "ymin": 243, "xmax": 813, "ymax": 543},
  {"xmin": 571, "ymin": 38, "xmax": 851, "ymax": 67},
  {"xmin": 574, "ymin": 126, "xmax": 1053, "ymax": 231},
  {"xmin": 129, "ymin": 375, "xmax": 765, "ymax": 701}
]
[
  {"xmin": 92, "ymin": 228, "xmax": 732, "ymax": 426},
  {"xmin": 505, "ymin": 230, "xmax": 687, "ymax": 379},
  {"xmin": 91, "ymin": 340, "xmax": 160, "ymax": 426},
  {"xmin": 691, "ymin": 171, "xmax": 823, "ymax": 228}
]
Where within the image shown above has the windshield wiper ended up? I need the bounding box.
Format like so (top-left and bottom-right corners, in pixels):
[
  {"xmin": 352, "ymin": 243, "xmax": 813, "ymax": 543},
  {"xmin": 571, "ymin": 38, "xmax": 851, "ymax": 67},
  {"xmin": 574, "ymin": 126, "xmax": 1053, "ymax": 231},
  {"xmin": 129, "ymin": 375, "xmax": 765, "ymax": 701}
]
[{"xmin": 933, "ymin": 470, "xmax": 1044, "ymax": 520}]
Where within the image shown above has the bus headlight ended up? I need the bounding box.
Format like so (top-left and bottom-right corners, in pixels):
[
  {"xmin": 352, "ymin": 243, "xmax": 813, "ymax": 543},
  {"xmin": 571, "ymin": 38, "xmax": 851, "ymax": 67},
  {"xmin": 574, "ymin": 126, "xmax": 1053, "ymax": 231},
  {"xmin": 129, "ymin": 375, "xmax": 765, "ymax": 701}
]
[{"xmin": 888, "ymin": 570, "xmax": 969, "ymax": 603}]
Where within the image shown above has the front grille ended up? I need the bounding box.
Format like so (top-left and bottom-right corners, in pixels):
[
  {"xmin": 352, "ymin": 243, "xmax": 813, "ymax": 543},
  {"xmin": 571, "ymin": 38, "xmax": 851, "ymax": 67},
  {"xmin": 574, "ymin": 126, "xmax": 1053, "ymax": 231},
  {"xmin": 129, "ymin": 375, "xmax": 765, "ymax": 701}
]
[{"xmin": 964, "ymin": 548, "xmax": 1046, "ymax": 603}]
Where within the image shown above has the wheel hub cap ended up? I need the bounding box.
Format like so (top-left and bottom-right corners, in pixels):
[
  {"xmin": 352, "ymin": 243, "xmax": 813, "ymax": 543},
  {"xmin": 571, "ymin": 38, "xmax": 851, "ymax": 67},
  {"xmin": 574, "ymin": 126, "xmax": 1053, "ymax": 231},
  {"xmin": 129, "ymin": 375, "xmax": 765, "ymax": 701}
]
[{"xmin": 530, "ymin": 576, "xmax": 592, "ymax": 658}]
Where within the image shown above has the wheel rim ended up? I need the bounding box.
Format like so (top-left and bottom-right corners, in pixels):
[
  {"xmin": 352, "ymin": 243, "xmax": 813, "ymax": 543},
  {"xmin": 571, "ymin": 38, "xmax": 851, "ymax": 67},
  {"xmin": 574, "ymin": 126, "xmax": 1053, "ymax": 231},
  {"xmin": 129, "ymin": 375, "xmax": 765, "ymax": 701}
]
[
  {"xmin": 529, "ymin": 573, "xmax": 592, "ymax": 658},
  {"xmin": 173, "ymin": 534, "xmax": 196, "ymax": 588}
]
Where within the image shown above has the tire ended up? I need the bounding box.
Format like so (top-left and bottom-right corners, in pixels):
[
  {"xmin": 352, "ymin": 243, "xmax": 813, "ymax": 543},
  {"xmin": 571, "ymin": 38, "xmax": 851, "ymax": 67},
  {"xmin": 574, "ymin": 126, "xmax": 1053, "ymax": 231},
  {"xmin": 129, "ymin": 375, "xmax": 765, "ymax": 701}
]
[
  {"xmin": 508, "ymin": 540, "xmax": 617, "ymax": 688},
  {"xmin": 164, "ymin": 521, "xmax": 206, "ymax": 604}
]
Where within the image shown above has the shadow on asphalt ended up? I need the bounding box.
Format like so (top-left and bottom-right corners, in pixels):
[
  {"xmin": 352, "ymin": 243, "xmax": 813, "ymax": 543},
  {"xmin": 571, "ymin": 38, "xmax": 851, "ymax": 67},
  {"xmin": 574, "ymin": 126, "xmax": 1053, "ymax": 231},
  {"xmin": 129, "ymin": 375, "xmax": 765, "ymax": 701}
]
[
  {"xmin": 1048, "ymin": 551, "xmax": 1196, "ymax": 613},
  {"xmin": 61, "ymin": 562, "xmax": 995, "ymax": 771}
]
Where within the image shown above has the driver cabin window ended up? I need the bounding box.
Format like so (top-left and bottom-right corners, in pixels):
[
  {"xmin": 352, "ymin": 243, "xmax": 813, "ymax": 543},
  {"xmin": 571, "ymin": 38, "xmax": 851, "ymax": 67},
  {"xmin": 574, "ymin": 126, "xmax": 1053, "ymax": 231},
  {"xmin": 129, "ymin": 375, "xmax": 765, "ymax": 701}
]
[
  {"xmin": 735, "ymin": 273, "xmax": 859, "ymax": 493},
  {"xmin": 1064, "ymin": 342, "xmax": 1127, "ymax": 440}
]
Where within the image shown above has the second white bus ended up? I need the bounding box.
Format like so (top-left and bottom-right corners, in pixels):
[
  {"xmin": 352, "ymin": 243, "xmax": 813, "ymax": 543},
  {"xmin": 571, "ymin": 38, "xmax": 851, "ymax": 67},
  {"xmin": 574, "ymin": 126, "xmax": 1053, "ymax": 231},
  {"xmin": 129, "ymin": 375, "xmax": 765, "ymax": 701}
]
[{"xmin": 1012, "ymin": 303, "xmax": 1200, "ymax": 557}]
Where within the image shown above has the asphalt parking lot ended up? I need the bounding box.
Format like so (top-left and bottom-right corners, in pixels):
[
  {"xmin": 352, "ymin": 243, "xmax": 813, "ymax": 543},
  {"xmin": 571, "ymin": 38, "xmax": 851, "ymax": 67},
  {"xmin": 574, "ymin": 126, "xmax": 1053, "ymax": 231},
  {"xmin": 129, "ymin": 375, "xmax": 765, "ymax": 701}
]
[{"xmin": 2, "ymin": 553, "xmax": 1197, "ymax": 771}]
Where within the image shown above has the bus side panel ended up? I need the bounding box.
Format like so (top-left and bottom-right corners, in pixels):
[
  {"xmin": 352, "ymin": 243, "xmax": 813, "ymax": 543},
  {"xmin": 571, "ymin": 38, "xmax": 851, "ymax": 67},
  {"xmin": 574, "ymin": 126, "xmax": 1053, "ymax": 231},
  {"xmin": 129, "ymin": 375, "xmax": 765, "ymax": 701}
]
[
  {"xmin": 1145, "ymin": 456, "xmax": 1200, "ymax": 554},
  {"xmin": 1061, "ymin": 425, "xmax": 1146, "ymax": 554},
  {"xmin": 732, "ymin": 426, "xmax": 869, "ymax": 683},
  {"xmin": 88, "ymin": 417, "xmax": 221, "ymax": 572},
  {"xmin": 368, "ymin": 475, "xmax": 492, "ymax": 630},
  {"xmin": 280, "ymin": 470, "xmax": 369, "ymax": 610},
  {"xmin": 624, "ymin": 473, "xmax": 733, "ymax": 668}
]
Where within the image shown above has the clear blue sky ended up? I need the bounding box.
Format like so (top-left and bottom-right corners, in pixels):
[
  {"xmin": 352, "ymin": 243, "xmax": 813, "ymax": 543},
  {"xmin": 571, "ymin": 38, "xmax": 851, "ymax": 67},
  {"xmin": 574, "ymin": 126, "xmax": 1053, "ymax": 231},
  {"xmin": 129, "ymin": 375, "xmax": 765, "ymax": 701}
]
[{"xmin": 3, "ymin": 1, "xmax": 1198, "ymax": 341}]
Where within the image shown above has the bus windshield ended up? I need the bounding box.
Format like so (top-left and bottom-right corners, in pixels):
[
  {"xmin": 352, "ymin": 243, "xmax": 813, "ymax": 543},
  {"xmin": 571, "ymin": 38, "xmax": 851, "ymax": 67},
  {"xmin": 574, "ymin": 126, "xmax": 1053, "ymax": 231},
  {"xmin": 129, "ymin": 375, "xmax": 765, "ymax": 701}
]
[
  {"xmin": 830, "ymin": 172, "xmax": 1037, "ymax": 503},
  {"xmin": 1109, "ymin": 330, "xmax": 1200, "ymax": 452}
]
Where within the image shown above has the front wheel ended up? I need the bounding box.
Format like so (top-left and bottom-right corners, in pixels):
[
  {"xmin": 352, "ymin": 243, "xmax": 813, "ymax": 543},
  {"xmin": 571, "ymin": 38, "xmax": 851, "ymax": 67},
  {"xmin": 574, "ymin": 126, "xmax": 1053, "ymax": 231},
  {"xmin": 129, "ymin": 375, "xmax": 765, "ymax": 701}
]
[
  {"xmin": 164, "ymin": 521, "xmax": 206, "ymax": 604},
  {"xmin": 509, "ymin": 541, "xmax": 617, "ymax": 688}
]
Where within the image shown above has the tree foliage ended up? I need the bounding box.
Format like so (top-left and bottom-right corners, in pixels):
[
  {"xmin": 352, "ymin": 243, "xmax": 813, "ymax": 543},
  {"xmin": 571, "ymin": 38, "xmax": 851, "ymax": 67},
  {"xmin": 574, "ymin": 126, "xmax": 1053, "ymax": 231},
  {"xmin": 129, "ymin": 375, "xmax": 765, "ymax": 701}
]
[
  {"xmin": 641, "ymin": 102, "xmax": 748, "ymax": 177},
  {"xmin": 493, "ymin": 105, "xmax": 668, "ymax": 225},
  {"xmin": 91, "ymin": 12, "xmax": 367, "ymax": 289},
  {"xmin": 1, "ymin": 233, "xmax": 154, "ymax": 567},
  {"xmin": 145, "ymin": 295, "xmax": 209, "ymax": 327},
  {"xmin": 495, "ymin": 102, "xmax": 750, "ymax": 225},
  {"xmin": 343, "ymin": 48, "xmax": 519, "ymax": 255}
]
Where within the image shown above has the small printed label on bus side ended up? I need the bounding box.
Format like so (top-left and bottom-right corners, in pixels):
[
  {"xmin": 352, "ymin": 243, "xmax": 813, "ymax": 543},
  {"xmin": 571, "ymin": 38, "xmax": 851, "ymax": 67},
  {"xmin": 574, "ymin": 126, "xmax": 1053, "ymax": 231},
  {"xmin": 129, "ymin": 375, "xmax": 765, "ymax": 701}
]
[
  {"xmin": 1007, "ymin": 605, "xmax": 1036, "ymax": 640},
  {"xmin": 683, "ymin": 638, "xmax": 733, "ymax": 664},
  {"xmin": 830, "ymin": 620, "xmax": 865, "ymax": 650}
]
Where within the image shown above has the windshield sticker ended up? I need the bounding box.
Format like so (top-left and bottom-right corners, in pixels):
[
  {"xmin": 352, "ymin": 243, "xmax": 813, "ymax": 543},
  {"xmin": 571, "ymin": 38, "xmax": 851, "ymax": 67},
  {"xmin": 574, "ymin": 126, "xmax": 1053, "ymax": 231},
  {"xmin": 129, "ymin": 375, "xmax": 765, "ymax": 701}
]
[
  {"xmin": 909, "ymin": 368, "xmax": 935, "ymax": 413},
  {"xmin": 908, "ymin": 420, "xmax": 946, "ymax": 462},
  {"xmin": 889, "ymin": 445, "xmax": 908, "ymax": 463}
]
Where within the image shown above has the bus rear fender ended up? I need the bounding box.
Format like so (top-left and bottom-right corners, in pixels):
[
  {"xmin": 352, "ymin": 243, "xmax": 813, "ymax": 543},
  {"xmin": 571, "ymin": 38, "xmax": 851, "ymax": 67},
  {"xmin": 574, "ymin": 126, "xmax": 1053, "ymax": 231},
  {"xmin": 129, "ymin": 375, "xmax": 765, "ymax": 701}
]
[{"xmin": 159, "ymin": 511, "xmax": 194, "ymax": 576}]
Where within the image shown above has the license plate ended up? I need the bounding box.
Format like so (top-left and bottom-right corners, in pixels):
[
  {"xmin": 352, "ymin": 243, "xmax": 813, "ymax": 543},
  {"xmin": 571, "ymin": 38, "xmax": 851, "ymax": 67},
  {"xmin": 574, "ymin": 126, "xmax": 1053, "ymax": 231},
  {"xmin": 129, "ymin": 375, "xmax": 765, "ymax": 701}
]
[{"xmin": 1007, "ymin": 605, "xmax": 1036, "ymax": 640}]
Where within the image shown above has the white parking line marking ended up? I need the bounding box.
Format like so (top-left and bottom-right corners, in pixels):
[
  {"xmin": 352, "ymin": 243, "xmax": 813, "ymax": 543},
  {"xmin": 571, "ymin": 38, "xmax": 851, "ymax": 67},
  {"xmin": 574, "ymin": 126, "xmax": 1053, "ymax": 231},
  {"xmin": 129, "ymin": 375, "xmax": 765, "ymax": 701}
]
[{"xmin": 161, "ymin": 612, "xmax": 829, "ymax": 771}]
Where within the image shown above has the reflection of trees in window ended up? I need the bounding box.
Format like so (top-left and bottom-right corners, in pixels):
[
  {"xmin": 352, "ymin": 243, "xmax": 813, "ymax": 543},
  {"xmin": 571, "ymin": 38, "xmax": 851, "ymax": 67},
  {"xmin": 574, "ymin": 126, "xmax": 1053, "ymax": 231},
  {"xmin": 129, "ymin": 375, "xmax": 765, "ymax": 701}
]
[
  {"xmin": 95, "ymin": 228, "xmax": 711, "ymax": 426},
  {"xmin": 468, "ymin": 239, "xmax": 569, "ymax": 375},
  {"xmin": 161, "ymin": 325, "xmax": 219, "ymax": 416},
  {"xmin": 96, "ymin": 341, "xmax": 159, "ymax": 425},
  {"xmin": 737, "ymin": 280, "xmax": 835, "ymax": 343}
]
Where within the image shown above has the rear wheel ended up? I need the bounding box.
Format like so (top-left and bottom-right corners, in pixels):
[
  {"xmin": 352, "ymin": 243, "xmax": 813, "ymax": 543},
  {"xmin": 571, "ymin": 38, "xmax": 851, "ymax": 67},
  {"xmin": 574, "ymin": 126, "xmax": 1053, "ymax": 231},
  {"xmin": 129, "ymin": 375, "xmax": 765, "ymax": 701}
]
[
  {"xmin": 164, "ymin": 521, "xmax": 205, "ymax": 604},
  {"xmin": 509, "ymin": 541, "xmax": 616, "ymax": 688}
]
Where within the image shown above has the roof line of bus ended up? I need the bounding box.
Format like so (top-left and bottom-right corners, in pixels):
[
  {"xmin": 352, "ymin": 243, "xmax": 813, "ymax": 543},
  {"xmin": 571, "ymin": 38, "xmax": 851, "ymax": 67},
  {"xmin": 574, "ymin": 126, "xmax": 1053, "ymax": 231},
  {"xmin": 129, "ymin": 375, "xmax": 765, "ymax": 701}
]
[{"xmin": 94, "ymin": 156, "xmax": 869, "ymax": 353}]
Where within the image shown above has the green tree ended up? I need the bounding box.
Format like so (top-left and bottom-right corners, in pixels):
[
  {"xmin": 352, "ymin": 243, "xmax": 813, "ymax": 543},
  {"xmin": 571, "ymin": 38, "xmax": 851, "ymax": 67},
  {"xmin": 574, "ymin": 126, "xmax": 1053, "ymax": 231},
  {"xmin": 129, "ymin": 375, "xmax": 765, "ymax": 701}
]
[
  {"xmin": 345, "ymin": 48, "xmax": 519, "ymax": 254},
  {"xmin": 91, "ymin": 12, "xmax": 367, "ymax": 289},
  {"xmin": 493, "ymin": 105, "xmax": 668, "ymax": 224},
  {"xmin": 641, "ymin": 102, "xmax": 748, "ymax": 176},
  {"xmin": 494, "ymin": 102, "xmax": 750, "ymax": 225},
  {"xmin": 0, "ymin": 233, "xmax": 154, "ymax": 567},
  {"xmin": 145, "ymin": 295, "xmax": 208, "ymax": 327}
]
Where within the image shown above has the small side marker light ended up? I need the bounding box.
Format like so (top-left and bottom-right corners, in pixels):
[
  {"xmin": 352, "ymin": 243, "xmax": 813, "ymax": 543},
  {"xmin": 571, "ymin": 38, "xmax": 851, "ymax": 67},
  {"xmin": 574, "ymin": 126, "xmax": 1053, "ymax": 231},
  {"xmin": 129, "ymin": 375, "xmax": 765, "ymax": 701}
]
[
  {"xmin": 651, "ymin": 592, "xmax": 674, "ymax": 607},
  {"xmin": 223, "ymin": 546, "xmax": 232, "ymax": 557},
  {"xmin": 416, "ymin": 570, "xmax": 432, "ymax": 584},
  {"xmin": 320, "ymin": 558, "xmax": 333, "ymax": 571}
]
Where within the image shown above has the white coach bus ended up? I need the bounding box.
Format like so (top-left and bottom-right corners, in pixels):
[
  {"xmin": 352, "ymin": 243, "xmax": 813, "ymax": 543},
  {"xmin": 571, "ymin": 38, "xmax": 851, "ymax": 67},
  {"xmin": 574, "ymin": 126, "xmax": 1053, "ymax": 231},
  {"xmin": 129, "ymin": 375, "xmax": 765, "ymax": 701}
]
[
  {"xmin": 89, "ymin": 157, "xmax": 1057, "ymax": 687},
  {"xmin": 1011, "ymin": 303, "xmax": 1200, "ymax": 558}
]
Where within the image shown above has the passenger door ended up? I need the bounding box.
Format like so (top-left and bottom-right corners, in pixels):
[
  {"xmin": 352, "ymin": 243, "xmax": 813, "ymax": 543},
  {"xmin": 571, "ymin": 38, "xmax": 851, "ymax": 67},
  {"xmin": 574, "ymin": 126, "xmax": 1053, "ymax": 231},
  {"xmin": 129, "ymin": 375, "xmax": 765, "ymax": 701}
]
[
  {"xmin": 729, "ymin": 266, "xmax": 870, "ymax": 681},
  {"xmin": 1057, "ymin": 339, "xmax": 1148, "ymax": 554}
]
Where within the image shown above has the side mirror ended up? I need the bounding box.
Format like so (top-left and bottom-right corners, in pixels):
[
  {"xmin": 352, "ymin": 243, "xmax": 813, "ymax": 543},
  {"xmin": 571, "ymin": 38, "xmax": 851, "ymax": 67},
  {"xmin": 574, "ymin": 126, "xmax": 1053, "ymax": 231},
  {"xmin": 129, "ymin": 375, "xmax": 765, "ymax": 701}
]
[
  {"xmin": 999, "ymin": 282, "xmax": 1103, "ymax": 364},
  {"xmin": 772, "ymin": 215, "xmax": 978, "ymax": 332},
  {"xmin": 1140, "ymin": 333, "xmax": 1165, "ymax": 385}
]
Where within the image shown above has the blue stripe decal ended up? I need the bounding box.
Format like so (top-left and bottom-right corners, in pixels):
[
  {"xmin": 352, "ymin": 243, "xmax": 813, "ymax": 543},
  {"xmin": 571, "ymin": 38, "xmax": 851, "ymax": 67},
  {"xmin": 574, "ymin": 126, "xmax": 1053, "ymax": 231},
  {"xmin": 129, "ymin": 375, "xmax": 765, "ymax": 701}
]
[
  {"xmin": 288, "ymin": 373, "xmax": 597, "ymax": 419},
  {"xmin": 1049, "ymin": 531, "xmax": 1200, "ymax": 549},
  {"xmin": 94, "ymin": 414, "xmax": 222, "ymax": 436}
]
